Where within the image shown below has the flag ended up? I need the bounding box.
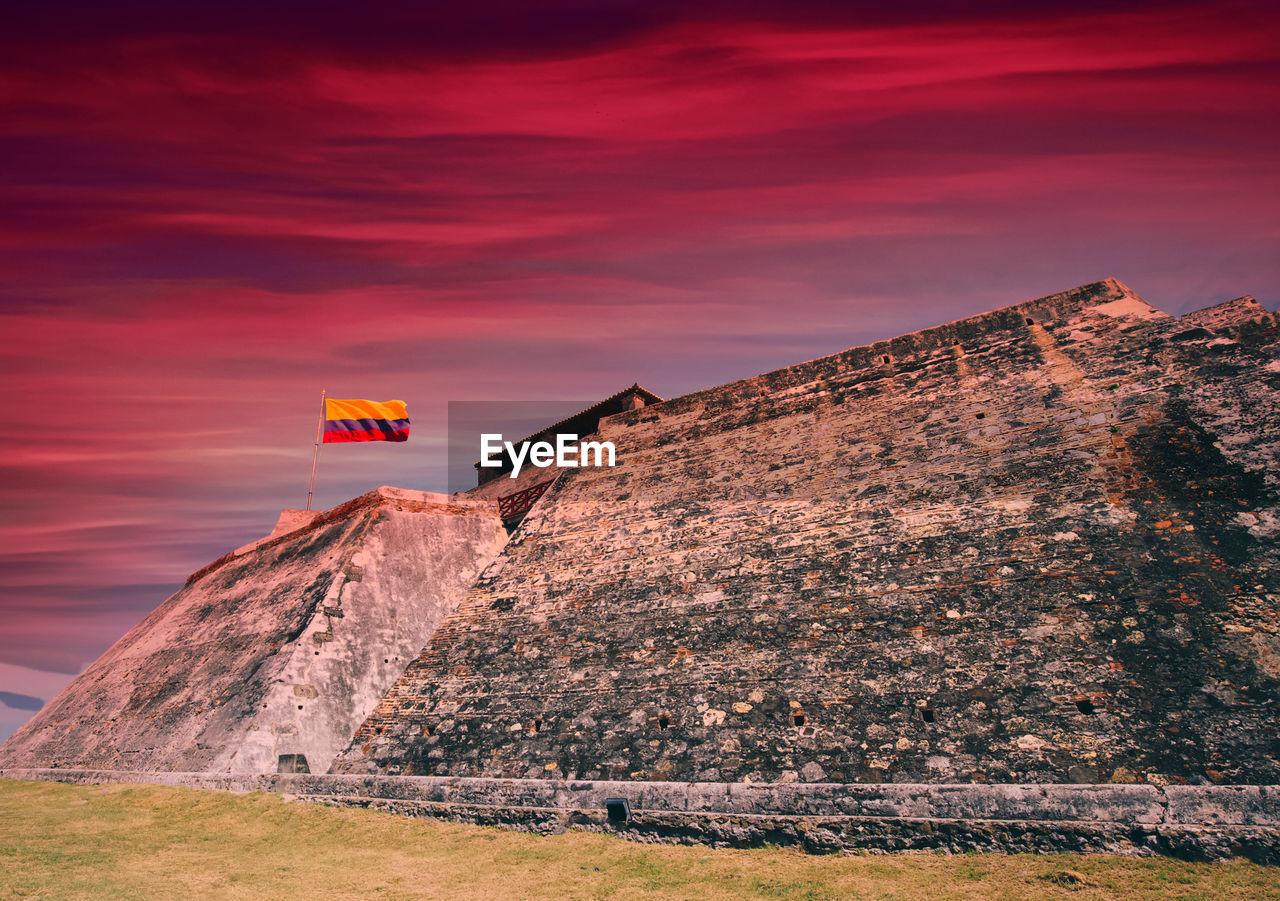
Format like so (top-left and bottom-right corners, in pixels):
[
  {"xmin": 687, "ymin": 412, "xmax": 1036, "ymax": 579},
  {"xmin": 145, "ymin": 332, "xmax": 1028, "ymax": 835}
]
[{"xmin": 323, "ymin": 398, "xmax": 410, "ymax": 443}]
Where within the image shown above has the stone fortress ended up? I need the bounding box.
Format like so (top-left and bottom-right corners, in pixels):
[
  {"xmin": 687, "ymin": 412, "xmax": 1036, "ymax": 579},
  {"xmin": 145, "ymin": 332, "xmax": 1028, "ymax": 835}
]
[{"xmin": 3, "ymin": 279, "xmax": 1278, "ymax": 859}]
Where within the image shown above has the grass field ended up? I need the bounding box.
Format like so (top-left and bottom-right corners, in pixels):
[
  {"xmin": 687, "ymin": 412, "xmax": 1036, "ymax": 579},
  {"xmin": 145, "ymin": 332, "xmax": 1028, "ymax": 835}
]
[{"xmin": 1, "ymin": 778, "xmax": 1277, "ymax": 900}]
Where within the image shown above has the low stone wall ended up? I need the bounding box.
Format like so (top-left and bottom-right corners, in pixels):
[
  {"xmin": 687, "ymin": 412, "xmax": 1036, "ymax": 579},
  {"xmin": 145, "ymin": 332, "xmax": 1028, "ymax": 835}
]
[{"xmin": 4, "ymin": 768, "xmax": 1276, "ymax": 862}]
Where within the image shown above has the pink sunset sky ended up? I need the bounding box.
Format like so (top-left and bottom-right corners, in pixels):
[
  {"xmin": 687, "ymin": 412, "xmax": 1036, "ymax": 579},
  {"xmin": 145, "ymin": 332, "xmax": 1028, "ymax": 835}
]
[{"xmin": 1, "ymin": 0, "xmax": 1278, "ymax": 739}]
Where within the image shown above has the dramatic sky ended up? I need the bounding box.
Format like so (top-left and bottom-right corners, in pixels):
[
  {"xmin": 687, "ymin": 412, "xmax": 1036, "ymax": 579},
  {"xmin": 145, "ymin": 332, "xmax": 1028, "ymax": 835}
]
[{"xmin": 1, "ymin": 0, "xmax": 1277, "ymax": 738}]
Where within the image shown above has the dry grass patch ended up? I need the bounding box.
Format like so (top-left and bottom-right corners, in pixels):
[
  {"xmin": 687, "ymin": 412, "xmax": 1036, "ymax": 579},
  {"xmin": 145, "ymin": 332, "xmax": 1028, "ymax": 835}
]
[{"xmin": 1, "ymin": 778, "xmax": 1277, "ymax": 900}]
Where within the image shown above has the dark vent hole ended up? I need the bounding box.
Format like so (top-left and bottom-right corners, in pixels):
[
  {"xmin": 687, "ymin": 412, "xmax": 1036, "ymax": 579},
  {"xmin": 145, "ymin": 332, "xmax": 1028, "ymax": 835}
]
[
  {"xmin": 1026, "ymin": 317, "xmax": 1035, "ymax": 325},
  {"xmin": 975, "ymin": 412, "xmax": 986, "ymax": 420},
  {"xmin": 658, "ymin": 714, "xmax": 669, "ymax": 730},
  {"xmin": 605, "ymin": 797, "xmax": 631, "ymax": 823},
  {"xmin": 533, "ymin": 718, "xmax": 542, "ymax": 733},
  {"xmin": 792, "ymin": 713, "xmax": 805, "ymax": 726},
  {"xmin": 1075, "ymin": 699, "xmax": 1097, "ymax": 714},
  {"xmin": 882, "ymin": 355, "xmax": 890, "ymax": 364},
  {"xmin": 920, "ymin": 708, "xmax": 936, "ymax": 723}
]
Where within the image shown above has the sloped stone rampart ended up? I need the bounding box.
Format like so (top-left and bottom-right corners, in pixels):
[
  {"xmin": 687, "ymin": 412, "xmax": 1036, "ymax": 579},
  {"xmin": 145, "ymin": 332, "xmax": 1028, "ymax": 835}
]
[
  {"xmin": 337, "ymin": 280, "xmax": 1280, "ymax": 787},
  {"xmin": 0, "ymin": 488, "xmax": 506, "ymax": 774}
]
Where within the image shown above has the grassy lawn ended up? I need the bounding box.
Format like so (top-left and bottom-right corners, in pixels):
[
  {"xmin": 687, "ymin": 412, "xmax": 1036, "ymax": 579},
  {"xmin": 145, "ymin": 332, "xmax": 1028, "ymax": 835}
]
[{"xmin": 1, "ymin": 778, "xmax": 1277, "ymax": 900}]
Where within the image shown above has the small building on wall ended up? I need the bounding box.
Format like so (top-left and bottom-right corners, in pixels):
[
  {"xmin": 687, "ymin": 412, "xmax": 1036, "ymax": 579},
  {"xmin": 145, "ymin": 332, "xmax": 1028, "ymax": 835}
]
[{"xmin": 473, "ymin": 383, "xmax": 662, "ymax": 486}]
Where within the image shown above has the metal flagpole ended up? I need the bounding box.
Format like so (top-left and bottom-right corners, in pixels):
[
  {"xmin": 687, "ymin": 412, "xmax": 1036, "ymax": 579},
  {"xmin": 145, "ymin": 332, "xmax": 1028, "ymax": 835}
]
[{"xmin": 307, "ymin": 389, "xmax": 326, "ymax": 511}]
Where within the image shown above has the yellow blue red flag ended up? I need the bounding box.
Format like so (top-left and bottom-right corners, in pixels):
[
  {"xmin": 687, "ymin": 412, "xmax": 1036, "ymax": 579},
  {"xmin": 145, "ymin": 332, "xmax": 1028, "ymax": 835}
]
[{"xmin": 323, "ymin": 398, "xmax": 409, "ymax": 443}]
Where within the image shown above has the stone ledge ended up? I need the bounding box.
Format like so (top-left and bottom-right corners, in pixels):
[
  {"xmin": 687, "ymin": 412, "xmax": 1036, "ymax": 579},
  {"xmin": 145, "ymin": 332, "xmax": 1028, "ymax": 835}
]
[
  {"xmin": 1165, "ymin": 785, "xmax": 1280, "ymax": 827},
  {"xmin": 4, "ymin": 768, "xmax": 1276, "ymax": 861}
]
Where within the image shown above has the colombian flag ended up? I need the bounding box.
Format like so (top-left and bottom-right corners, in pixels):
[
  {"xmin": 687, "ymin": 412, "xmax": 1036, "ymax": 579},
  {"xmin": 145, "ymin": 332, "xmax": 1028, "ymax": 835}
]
[{"xmin": 323, "ymin": 398, "xmax": 410, "ymax": 443}]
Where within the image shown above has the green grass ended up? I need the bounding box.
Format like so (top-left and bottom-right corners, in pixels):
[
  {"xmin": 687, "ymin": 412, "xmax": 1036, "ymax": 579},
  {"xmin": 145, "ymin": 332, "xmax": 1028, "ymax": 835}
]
[{"xmin": 1, "ymin": 778, "xmax": 1277, "ymax": 900}]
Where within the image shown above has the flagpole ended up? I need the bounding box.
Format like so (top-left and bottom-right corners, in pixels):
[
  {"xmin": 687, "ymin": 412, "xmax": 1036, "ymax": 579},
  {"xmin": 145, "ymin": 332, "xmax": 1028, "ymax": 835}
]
[{"xmin": 307, "ymin": 389, "xmax": 326, "ymax": 511}]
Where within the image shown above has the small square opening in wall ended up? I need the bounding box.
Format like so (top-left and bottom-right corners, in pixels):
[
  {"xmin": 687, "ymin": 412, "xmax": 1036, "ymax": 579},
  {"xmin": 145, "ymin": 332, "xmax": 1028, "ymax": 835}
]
[
  {"xmin": 277, "ymin": 754, "xmax": 310, "ymax": 774},
  {"xmin": 533, "ymin": 718, "xmax": 542, "ymax": 733},
  {"xmin": 975, "ymin": 412, "xmax": 986, "ymax": 420},
  {"xmin": 658, "ymin": 714, "xmax": 670, "ymax": 730},
  {"xmin": 920, "ymin": 707, "xmax": 936, "ymax": 723},
  {"xmin": 1075, "ymin": 699, "xmax": 1098, "ymax": 714},
  {"xmin": 882, "ymin": 355, "xmax": 890, "ymax": 364},
  {"xmin": 1026, "ymin": 317, "xmax": 1035, "ymax": 325},
  {"xmin": 792, "ymin": 712, "xmax": 806, "ymax": 726},
  {"xmin": 605, "ymin": 797, "xmax": 631, "ymax": 824}
]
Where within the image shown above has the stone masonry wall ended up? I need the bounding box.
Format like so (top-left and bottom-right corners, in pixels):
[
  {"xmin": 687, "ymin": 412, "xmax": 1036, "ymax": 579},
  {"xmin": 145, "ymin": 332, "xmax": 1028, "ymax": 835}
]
[
  {"xmin": 1180, "ymin": 296, "xmax": 1268, "ymax": 331},
  {"xmin": 0, "ymin": 488, "xmax": 507, "ymax": 774},
  {"xmin": 335, "ymin": 280, "xmax": 1280, "ymax": 788},
  {"xmin": 4, "ymin": 768, "xmax": 1276, "ymax": 862}
]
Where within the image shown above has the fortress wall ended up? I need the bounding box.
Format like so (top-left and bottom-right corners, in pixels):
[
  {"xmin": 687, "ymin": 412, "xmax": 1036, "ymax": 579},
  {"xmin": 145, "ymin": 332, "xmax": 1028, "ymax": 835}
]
[
  {"xmin": 1180, "ymin": 296, "xmax": 1268, "ymax": 330},
  {"xmin": 0, "ymin": 488, "xmax": 506, "ymax": 774},
  {"xmin": 3, "ymin": 768, "xmax": 1276, "ymax": 861},
  {"xmin": 335, "ymin": 281, "xmax": 1279, "ymax": 786}
]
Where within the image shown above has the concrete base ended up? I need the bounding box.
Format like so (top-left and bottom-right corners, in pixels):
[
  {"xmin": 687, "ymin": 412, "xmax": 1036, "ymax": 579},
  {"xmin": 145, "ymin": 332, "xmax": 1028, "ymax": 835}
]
[{"xmin": 4, "ymin": 768, "xmax": 1276, "ymax": 862}]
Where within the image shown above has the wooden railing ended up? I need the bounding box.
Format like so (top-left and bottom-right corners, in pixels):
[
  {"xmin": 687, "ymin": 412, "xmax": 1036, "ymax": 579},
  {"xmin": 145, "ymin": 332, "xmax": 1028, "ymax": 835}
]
[{"xmin": 498, "ymin": 479, "xmax": 555, "ymax": 521}]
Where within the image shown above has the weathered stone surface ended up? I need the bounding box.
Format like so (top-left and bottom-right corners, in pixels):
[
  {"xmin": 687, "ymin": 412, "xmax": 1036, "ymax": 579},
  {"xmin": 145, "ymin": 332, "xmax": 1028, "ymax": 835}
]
[
  {"xmin": 3, "ymin": 769, "xmax": 1276, "ymax": 861},
  {"xmin": 336, "ymin": 280, "xmax": 1280, "ymax": 787},
  {"xmin": 1164, "ymin": 785, "xmax": 1280, "ymax": 827},
  {"xmin": 1180, "ymin": 296, "xmax": 1269, "ymax": 331},
  {"xmin": 0, "ymin": 488, "xmax": 506, "ymax": 774},
  {"xmin": 234, "ymin": 508, "xmax": 322, "ymax": 554}
]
